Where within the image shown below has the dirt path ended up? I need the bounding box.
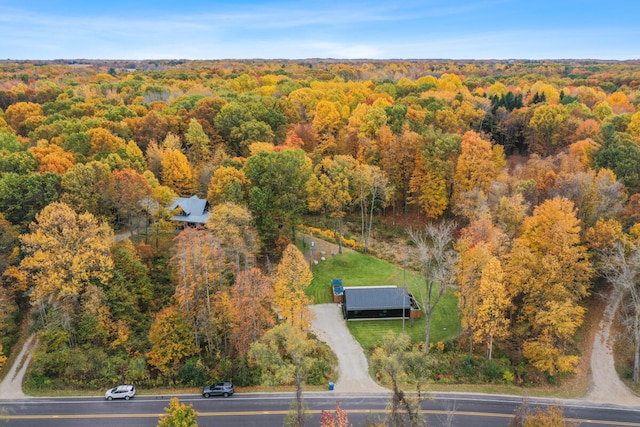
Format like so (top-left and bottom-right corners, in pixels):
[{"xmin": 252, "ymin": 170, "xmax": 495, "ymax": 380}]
[
  {"xmin": 309, "ymin": 304, "xmax": 388, "ymax": 394},
  {"xmin": 587, "ymin": 292, "xmax": 640, "ymax": 405},
  {"xmin": 0, "ymin": 335, "xmax": 36, "ymax": 399},
  {"xmin": 302, "ymin": 233, "xmax": 353, "ymax": 265}
]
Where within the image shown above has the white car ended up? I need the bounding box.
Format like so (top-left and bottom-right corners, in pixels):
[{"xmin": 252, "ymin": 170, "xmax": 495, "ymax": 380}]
[{"xmin": 105, "ymin": 384, "xmax": 136, "ymax": 400}]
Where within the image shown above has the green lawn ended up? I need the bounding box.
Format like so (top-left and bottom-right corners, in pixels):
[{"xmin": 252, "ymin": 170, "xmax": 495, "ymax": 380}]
[
  {"xmin": 308, "ymin": 250, "xmax": 460, "ymax": 350},
  {"xmin": 308, "ymin": 251, "xmax": 413, "ymax": 303}
]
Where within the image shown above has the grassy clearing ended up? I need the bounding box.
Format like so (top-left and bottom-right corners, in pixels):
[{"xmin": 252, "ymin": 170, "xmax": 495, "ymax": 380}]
[
  {"xmin": 308, "ymin": 251, "xmax": 413, "ymax": 304},
  {"xmin": 308, "ymin": 250, "xmax": 460, "ymax": 350}
]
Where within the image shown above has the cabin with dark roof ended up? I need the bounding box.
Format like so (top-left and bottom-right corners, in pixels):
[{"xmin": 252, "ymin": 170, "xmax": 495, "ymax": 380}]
[{"xmin": 342, "ymin": 286, "xmax": 420, "ymax": 320}]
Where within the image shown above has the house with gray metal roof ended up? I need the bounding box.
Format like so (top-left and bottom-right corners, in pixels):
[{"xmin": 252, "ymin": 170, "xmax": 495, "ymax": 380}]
[
  {"xmin": 169, "ymin": 195, "xmax": 210, "ymax": 226},
  {"xmin": 341, "ymin": 286, "xmax": 420, "ymax": 320}
]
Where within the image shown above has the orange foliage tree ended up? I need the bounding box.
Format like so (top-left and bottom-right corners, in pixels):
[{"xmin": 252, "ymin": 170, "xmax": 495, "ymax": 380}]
[
  {"xmin": 110, "ymin": 168, "xmax": 152, "ymax": 236},
  {"xmin": 171, "ymin": 227, "xmax": 232, "ymax": 356},
  {"xmin": 452, "ymin": 131, "xmax": 500, "ymax": 220},
  {"xmin": 230, "ymin": 268, "xmax": 274, "ymax": 357},
  {"xmin": 28, "ymin": 139, "xmax": 75, "ymax": 174}
]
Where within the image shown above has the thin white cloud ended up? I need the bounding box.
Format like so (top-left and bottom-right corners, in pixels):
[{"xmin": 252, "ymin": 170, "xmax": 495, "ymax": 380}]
[
  {"xmin": 0, "ymin": 1, "xmax": 502, "ymax": 36},
  {"xmin": 369, "ymin": 28, "xmax": 640, "ymax": 60},
  {"xmin": 0, "ymin": 2, "xmax": 637, "ymax": 60},
  {"xmin": 190, "ymin": 1, "xmax": 495, "ymax": 29}
]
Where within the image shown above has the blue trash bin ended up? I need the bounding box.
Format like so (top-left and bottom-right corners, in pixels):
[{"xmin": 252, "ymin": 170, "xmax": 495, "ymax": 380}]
[{"xmin": 328, "ymin": 382, "xmax": 334, "ymax": 391}]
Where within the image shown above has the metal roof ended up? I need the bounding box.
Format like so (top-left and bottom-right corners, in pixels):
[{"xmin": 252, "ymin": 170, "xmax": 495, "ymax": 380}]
[
  {"xmin": 343, "ymin": 287, "xmax": 412, "ymax": 311},
  {"xmin": 169, "ymin": 195, "xmax": 210, "ymax": 224}
]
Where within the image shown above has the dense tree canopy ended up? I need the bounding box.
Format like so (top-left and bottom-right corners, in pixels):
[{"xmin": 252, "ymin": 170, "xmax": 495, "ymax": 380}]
[{"xmin": 1, "ymin": 58, "xmax": 639, "ymax": 391}]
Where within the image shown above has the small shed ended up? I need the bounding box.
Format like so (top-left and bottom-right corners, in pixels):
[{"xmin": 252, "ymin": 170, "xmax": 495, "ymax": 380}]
[
  {"xmin": 331, "ymin": 279, "xmax": 344, "ymax": 303},
  {"xmin": 342, "ymin": 286, "xmax": 420, "ymax": 320}
]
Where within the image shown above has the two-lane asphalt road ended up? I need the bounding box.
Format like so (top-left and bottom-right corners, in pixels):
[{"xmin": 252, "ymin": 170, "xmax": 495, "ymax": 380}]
[{"xmin": 0, "ymin": 392, "xmax": 639, "ymax": 426}]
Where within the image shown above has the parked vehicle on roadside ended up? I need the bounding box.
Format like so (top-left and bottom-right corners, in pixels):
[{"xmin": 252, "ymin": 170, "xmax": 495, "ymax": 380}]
[
  {"xmin": 105, "ymin": 384, "xmax": 136, "ymax": 400},
  {"xmin": 202, "ymin": 382, "xmax": 234, "ymax": 398}
]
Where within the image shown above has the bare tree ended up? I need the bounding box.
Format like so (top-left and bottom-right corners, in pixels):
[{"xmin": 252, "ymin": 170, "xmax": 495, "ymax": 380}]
[
  {"xmin": 601, "ymin": 241, "xmax": 640, "ymax": 383},
  {"xmin": 438, "ymin": 400, "xmax": 458, "ymax": 427},
  {"xmin": 357, "ymin": 164, "xmax": 390, "ymax": 253},
  {"xmin": 371, "ymin": 332, "xmax": 431, "ymax": 427},
  {"xmin": 408, "ymin": 222, "xmax": 458, "ymax": 353}
]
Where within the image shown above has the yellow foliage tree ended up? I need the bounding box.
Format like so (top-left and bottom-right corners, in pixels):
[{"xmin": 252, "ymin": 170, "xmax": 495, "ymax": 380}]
[
  {"xmin": 171, "ymin": 227, "xmax": 230, "ymax": 356},
  {"xmin": 455, "ymin": 100, "xmax": 486, "ymax": 131},
  {"xmin": 494, "ymin": 193, "xmax": 529, "ymax": 238},
  {"xmin": 5, "ymin": 101, "xmax": 44, "ymax": 136},
  {"xmin": 434, "ymin": 108, "xmax": 459, "ymax": 133},
  {"xmin": 474, "ymin": 257, "xmax": 510, "ymax": 360},
  {"xmin": 437, "ymin": 73, "xmax": 463, "ymax": 92},
  {"xmin": 409, "ymin": 130, "xmax": 460, "ymax": 219},
  {"xmin": 273, "ymin": 244, "xmax": 313, "ymax": 330},
  {"xmin": 206, "ymin": 202, "xmax": 257, "ymax": 270},
  {"xmin": 593, "ymin": 101, "xmax": 613, "ymax": 121},
  {"xmin": 507, "ymin": 197, "xmax": 592, "ymax": 375},
  {"xmin": 628, "ymin": 111, "xmax": 640, "ymax": 139},
  {"xmin": 456, "ymin": 238, "xmax": 491, "ymax": 353},
  {"xmin": 487, "ymin": 82, "xmax": 507, "ymax": 97},
  {"xmin": 147, "ymin": 306, "xmax": 199, "ymax": 382},
  {"xmin": 606, "ymin": 91, "xmax": 634, "ymax": 113},
  {"xmin": 230, "ymin": 268, "xmax": 274, "ymax": 357},
  {"xmin": 207, "ymin": 165, "xmax": 249, "ymax": 206},
  {"xmin": 313, "ymin": 100, "xmax": 343, "ymax": 140},
  {"xmin": 249, "ymin": 323, "xmax": 321, "ymax": 427},
  {"xmin": 568, "ymin": 138, "xmax": 599, "ymax": 169},
  {"xmin": 456, "ymin": 218, "xmax": 508, "ymax": 355},
  {"xmin": 19, "ymin": 202, "xmax": 114, "ymax": 332},
  {"xmin": 584, "ymin": 218, "xmax": 624, "ymax": 260},
  {"xmin": 0, "ymin": 344, "xmax": 7, "ymax": 371},
  {"xmin": 452, "ymin": 131, "xmax": 498, "ymax": 215},
  {"xmin": 87, "ymin": 128, "xmax": 126, "ymax": 156},
  {"xmin": 411, "ymin": 155, "xmax": 449, "ymax": 218},
  {"xmin": 157, "ymin": 397, "xmax": 198, "ymax": 427},
  {"xmin": 306, "ymin": 155, "xmax": 357, "ymax": 253},
  {"xmin": 229, "ymin": 73, "xmax": 258, "ymax": 93},
  {"xmin": 530, "ymin": 82, "xmax": 560, "ymax": 104},
  {"xmin": 161, "ymin": 148, "xmax": 195, "ymax": 196},
  {"xmin": 528, "ymin": 104, "xmax": 570, "ymax": 155}
]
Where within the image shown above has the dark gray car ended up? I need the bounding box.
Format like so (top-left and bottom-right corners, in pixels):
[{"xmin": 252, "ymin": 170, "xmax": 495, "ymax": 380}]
[{"xmin": 202, "ymin": 382, "xmax": 234, "ymax": 398}]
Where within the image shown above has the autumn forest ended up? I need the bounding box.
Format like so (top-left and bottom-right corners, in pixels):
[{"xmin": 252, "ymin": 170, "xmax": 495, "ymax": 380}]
[{"xmin": 1, "ymin": 59, "xmax": 640, "ymax": 393}]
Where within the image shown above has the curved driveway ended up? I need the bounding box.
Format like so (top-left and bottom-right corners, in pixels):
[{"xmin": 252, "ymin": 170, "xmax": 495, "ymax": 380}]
[
  {"xmin": 587, "ymin": 293, "xmax": 640, "ymax": 405},
  {"xmin": 0, "ymin": 335, "xmax": 34, "ymax": 399},
  {"xmin": 309, "ymin": 304, "xmax": 388, "ymax": 394}
]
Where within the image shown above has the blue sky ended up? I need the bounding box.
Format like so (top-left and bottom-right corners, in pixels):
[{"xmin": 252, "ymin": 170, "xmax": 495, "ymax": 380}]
[{"xmin": 1, "ymin": 0, "xmax": 638, "ymax": 60}]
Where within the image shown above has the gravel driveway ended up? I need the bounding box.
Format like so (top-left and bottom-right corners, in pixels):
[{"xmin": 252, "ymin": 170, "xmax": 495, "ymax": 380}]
[
  {"xmin": 587, "ymin": 293, "xmax": 640, "ymax": 406},
  {"xmin": 309, "ymin": 304, "xmax": 388, "ymax": 394},
  {"xmin": 0, "ymin": 334, "xmax": 34, "ymax": 399}
]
